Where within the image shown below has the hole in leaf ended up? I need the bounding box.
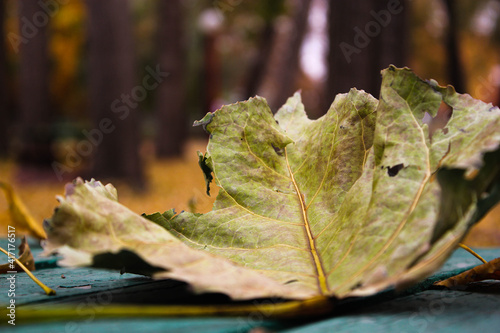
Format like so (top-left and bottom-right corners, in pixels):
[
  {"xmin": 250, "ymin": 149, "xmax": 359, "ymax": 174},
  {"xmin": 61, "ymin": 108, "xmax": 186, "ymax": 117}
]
[
  {"xmin": 272, "ymin": 144, "xmax": 284, "ymax": 156},
  {"xmin": 422, "ymin": 112, "xmax": 433, "ymax": 124},
  {"xmin": 350, "ymin": 282, "xmax": 363, "ymax": 290},
  {"xmin": 387, "ymin": 163, "xmax": 404, "ymax": 177},
  {"xmin": 423, "ymin": 101, "xmax": 453, "ymax": 139}
]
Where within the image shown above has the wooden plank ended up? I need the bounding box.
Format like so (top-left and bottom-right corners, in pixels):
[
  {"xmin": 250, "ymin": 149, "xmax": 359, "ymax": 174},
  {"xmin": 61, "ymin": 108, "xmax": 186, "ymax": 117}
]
[{"xmin": 1, "ymin": 238, "xmax": 499, "ymax": 332}]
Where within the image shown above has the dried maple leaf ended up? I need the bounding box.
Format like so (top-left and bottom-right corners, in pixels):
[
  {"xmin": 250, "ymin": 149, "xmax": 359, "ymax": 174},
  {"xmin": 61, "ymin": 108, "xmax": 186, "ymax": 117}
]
[{"xmin": 43, "ymin": 66, "xmax": 500, "ymax": 300}]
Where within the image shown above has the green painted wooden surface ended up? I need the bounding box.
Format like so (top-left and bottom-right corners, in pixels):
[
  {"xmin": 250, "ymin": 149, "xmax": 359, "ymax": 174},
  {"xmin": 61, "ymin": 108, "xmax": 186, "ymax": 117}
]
[{"xmin": 1, "ymin": 238, "xmax": 499, "ymax": 332}]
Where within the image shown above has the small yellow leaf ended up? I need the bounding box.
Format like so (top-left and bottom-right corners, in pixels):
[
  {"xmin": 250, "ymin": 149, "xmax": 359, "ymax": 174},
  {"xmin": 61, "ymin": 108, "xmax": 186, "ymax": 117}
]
[{"xmin": 0, "ymin": 181, "xmax": 47, "ymax": 239}]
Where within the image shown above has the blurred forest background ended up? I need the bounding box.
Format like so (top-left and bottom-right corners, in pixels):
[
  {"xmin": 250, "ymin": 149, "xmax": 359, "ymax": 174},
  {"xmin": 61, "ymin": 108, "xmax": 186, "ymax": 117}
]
[{"xmin": 1, "ymin": 0, "xmax": 500, "ymax": 245}]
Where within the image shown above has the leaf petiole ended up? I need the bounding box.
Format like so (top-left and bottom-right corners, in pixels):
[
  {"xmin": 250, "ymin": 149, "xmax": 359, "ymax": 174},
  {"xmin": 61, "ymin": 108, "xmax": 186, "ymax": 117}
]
[
  {"xmin": 458, "ymin": 243, "xmax": 487, "ymax": 264},
  {"xmin": 0, "ymin": 246, "xmax": 56, "ymax": 295}
]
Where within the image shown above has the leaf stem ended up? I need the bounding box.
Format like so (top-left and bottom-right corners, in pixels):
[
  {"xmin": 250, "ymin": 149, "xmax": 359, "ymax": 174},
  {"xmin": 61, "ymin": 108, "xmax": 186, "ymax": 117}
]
[
  {"xmin": 458, "ymin": 243, "xmax": 487, "ymax": 264},
  {"xmin": 0, "ymin": 246, "xmax": 56, "ymax": 295},
  {"xmin": 6, "ymin": 296, "xmax": 335, "ymax": 324}
]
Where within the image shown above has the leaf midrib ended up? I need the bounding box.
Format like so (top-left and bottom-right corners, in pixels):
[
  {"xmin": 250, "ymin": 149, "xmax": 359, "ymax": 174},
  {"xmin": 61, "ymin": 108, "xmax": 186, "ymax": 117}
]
[{"xmin": 284, "ymin": 147, "xmax": 329, "ymax": 295}]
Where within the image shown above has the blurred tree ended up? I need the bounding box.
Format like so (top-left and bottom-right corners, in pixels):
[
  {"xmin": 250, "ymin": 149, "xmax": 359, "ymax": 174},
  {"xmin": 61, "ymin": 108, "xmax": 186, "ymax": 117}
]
[
  {"xmin": 85, "ymin": 0, "xmax": 144, "ymax": 188},
  {"xmin": 16, "ymin": 0, "xmax": 54, "ymax": 167},
  {"xmin": 0, "ymin": 0, "xmax": 7, "ymax": 156},
  {"xmin": 257, "ymin": 0, "xmax": 312, "ymax": 111},
  {"xmin": 49, "ymin": 0, "xmax": 87, "ymax": 118},
  {"xmin": 443, "ymin": 0, "xmax": 466, "ymax": 93},
  {"xmin": 325, "ymin": 0, "xmax": 408, "ymax": 107},
  {"xmin": 199, "ymin": 8, "xmax": 223, "ymax": 115},
  {"xmin": 244, "ymin": 0, "xmax": 286, "ymax": 99},
  {"xmin": 154, "ymin": 0, "xmax": 187, "ymax": 157}
]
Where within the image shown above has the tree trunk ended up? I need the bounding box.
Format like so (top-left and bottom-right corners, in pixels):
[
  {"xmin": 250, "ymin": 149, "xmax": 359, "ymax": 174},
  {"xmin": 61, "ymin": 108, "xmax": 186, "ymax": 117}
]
[
  {"xmin": 17, "ymin": 0, "xmax": 53, "ymax": 166},
  {"xmin": 244, "ymin": 22, "xmax": 275, "ymax": 99},
  {"xmin": 200, "ymin": 20, "xmax": 222, "ymax": 116},
  {"xmin": 376, "ymin": 0, "xmax": 408, "ymax": 74},
  {"xmin": 244, "ymin": 0, "xmax": 286, "ymax": 99},
  {"xmin": 325, "ymin": 0, "xmax": 408, "ymax": 109},
  {"xmin": 257, "ymin": 0, "xmax": 312, "ymax": 112},
  {"xmin": 154, "ymin": 0, "xmax": 187, "ymax": 157},
  {"xmin": 85, "ymin": 0, "xmax": 144, "ymax": 188},
  {"xmin": 443, "ymin": 0, "xmax": 466, "ymax": 93},
  {"xmin": 0, "ymin": 0, "xmax": 7, "ymax": 156}
]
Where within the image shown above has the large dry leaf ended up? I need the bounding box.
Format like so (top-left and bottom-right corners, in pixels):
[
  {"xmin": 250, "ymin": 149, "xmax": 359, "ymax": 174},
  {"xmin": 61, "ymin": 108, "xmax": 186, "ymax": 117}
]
[{"xmin": 43, "ymin": 67, "xmax": 500, "ymax": 300}]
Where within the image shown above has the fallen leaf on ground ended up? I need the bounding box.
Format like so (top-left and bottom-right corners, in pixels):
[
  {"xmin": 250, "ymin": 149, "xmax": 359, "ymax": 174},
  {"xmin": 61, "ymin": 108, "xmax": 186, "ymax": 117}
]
[
  {"xmin": 434, "ymin": 257, "xmax": 500, "ymax": 288},
  {"xmin": 0, "ymin": 236, "xmax": 36, "ymax": 273},
  {"xmin": 43, "ymin": 66, "xmax": 500, "ymax": 301},
  {"xmin": 0, "ymin": 181, "xmax": 47, "ymax": 239}
]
